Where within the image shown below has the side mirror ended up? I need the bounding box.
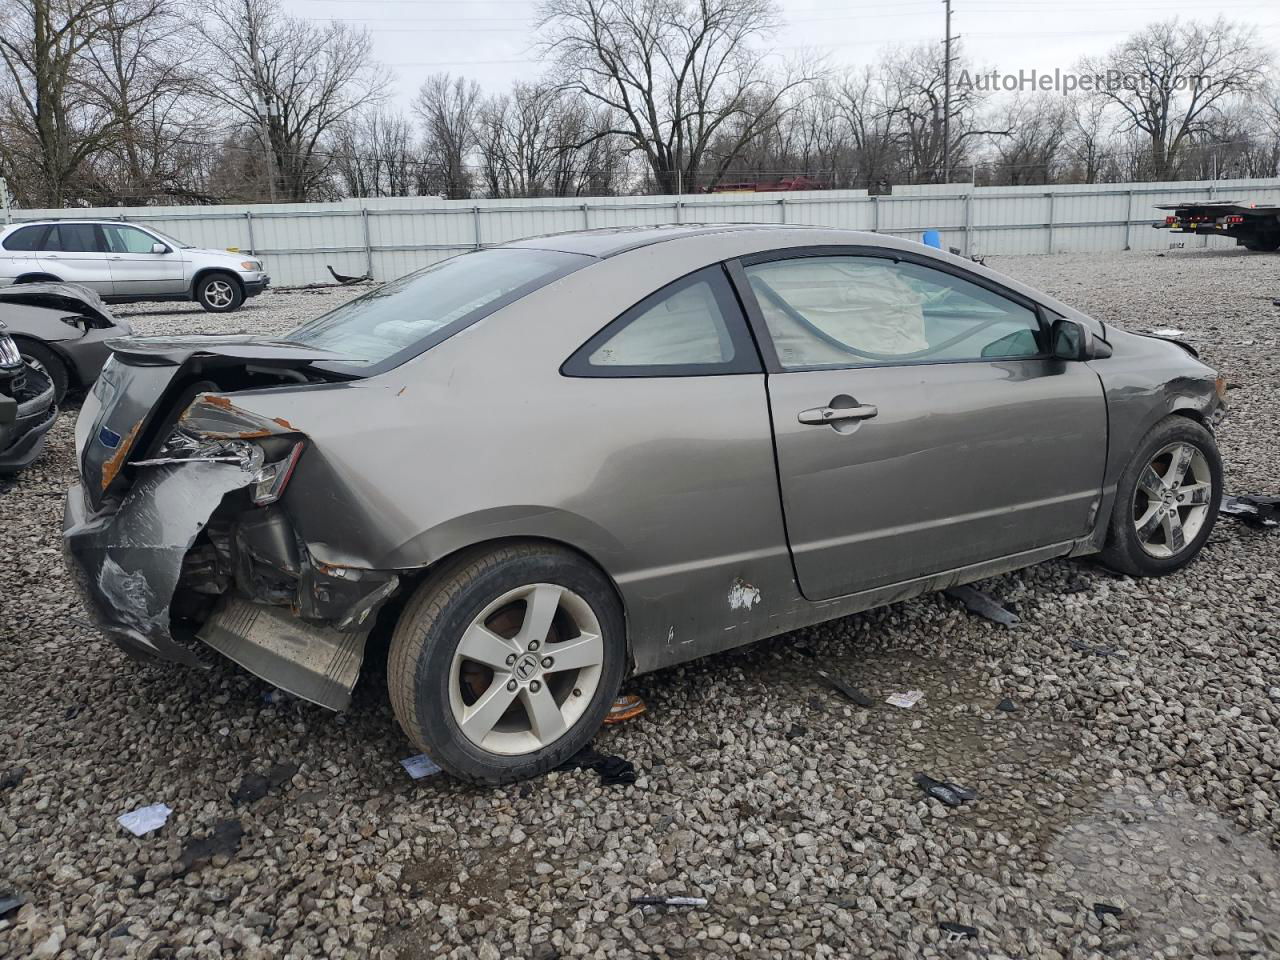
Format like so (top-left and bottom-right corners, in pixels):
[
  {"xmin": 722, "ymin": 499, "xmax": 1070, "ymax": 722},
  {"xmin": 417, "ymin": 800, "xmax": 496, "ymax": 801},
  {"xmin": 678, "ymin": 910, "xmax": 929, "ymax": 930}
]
[
  {"xmin": 1051, "ymin": 317, "xmax": 1112, "ymax": 361},
  {"xmin": 151, "ymin": 243, "xmax": 169, "ymax": 255}
]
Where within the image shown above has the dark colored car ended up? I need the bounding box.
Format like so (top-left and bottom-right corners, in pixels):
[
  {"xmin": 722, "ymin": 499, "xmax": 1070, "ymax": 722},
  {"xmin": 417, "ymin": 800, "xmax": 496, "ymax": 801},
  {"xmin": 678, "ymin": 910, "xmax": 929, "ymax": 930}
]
[
  {"xmin": 0, "ymin": 330, "xmax": 56, "ymax": 475},
  {"xmin": 0, "ymin": 282, "xmax": 132, "ymax": 403}
]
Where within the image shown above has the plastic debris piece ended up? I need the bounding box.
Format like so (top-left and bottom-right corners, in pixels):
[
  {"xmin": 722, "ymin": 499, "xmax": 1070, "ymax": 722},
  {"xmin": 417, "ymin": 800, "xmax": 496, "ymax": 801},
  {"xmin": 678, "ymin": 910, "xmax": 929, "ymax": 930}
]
[
  {"xmin": 1221, "ymin": 493, "xmax": 1280, "ymax": 528},
  {"xmin": 401, "ymin": 754, "xmax": 443, "ymax": 780},
  {"xmin": 938, "ymin": 921, "xmax": 978, "ymax": 943},
  {"xmin": 996, "ymin": 698, "xmax": 1018, "ymax": 713},
  {"xmin": 914, "ymin": 773, "xmax": 977, "ymax": 807},
  {"xmin": 1151, "ymin": 327, "xmax": 1185, "ymax": 337},
  {"xmin": 1070, "ymin": 638, "xmax": 1120, "ymax": 657},
  {"xmin": 944, "ymin": 585, "xmax": 1019, "ymax": 626},
  {"xmin": 815, "ymin": 669, "xmax": 875, "ymax": 707},
  {"xmin": 178, "ymin": 819, "xmax": 245, "ymax": 874},
  {"xmin": 261, "ymin": 688, "xmax": 292, "ymax": 705},
  {"xmin": 230, "ymin": 762, "xmax": 298, "ymax": 805},
  {"xmin": 0, "ymin": 892, "xmax": 24, "ymax": 918},
  {"xmin": 0, "ymin": 766, "xmax": 27, "ymax": 791},
  {"xmin": 886, "ymin": 690, "xmax": 924, "ymax": 709},
  {"xmin": 630, "ymin": 895, "xmax": 708, "ymax": 907},
  {"xmin": 1093, "ymin": 902, "xmax": 1123, "ymax": 920},
  {"xmin": 602, "ymin": 693, "xmax": 647, "ymax": 725},
  {"xmin": 117, "ymin": 802, "xmax": 172, "ymax": 836},
  {"xmin": 326, "ymin": 265, "xmax": 372, "ymax": 285},
  {"xmin": 560, "ymin": 744, "xmax": 637, "ymax": 786}
]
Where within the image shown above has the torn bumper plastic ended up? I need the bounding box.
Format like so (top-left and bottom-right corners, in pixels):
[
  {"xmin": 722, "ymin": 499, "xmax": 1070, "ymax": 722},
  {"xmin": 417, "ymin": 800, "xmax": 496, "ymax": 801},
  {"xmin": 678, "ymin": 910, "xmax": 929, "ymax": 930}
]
[{"xmin": 63, "ymin": 461, "xmax": 258, "ymax": 666}]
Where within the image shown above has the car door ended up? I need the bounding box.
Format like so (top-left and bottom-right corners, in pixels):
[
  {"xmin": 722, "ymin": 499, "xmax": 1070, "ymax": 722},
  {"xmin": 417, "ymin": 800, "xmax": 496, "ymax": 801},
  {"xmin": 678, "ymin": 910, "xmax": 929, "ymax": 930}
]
[
  {"xmin": 101, "ymin": 224, "xmax": 186, "ymax": 295},
  {"xmin": 734, "ymin": 249, "xmax": 1107, "ymax": 601},
  {"xmin": 37, "ymin": 223, "xmax": 113, "ymax": 293},
  {"xmin": 1, "ymin": 224, "xmax": 51, "ymax": 283}
]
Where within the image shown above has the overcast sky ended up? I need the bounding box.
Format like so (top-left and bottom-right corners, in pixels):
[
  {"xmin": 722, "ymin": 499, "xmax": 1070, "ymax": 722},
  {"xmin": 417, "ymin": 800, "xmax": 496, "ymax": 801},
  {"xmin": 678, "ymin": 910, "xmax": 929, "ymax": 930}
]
[{"xmin": 280, "ymin": 0, "xmax": 1280, "ymax": 108}]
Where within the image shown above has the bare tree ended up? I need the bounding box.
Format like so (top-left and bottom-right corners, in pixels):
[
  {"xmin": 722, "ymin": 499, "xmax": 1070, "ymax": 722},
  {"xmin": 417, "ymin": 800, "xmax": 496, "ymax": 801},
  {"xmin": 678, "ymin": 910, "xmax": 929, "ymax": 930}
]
[
  {"xmin": 0, "ymin": 0, "xmax": 162, "ymax": 206},
  {"xmin": 331, "ymin": 106, "xmax": 420, "ymax": 198},
  {"xmin": 1080, "ymin": 18, "xmax": 1267, "ymax": 180},
  {"xmin": 197, "ymin": 0, "xmax": 389, "ymax": 201},
  {"xmin": 414, "ymin": 72, "xmax": 480, "ymax": 199},
  {"xmin": 538, "ymin": 0, "xmax": 816, "ymax": 194},
  {"xmin": 81, "ymin": 0, "xmax": 200, "ymax": 204},
  {"xmin": 988, "ymin": 95, "xmax": 1070, "ymax": 185}
]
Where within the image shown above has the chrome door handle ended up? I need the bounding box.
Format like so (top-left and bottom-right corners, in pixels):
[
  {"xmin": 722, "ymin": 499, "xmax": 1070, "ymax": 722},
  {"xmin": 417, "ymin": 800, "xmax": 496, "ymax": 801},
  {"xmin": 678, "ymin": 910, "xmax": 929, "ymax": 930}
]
[{"xmin": 798, "ymin": 403, "xmax": 879, "ymax": 425}]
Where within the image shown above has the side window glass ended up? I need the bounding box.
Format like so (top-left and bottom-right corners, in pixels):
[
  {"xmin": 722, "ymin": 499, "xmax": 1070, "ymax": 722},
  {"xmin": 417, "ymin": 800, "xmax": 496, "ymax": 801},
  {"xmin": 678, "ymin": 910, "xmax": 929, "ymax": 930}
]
[
  {"xmin": 2, "ymin": 226, "xmax": 48, "ymax": 251},
  {"xmin": 104, "ymin": 225, "xmax": 158, "ymax": 254},
  {"xmin": 744, "ymin": 256, "xmax": 1043, "ymax": 369},
  {"xmin": 563, "ymin": 267, "xmax": 759, "ymax": 377},
  {"xmin": 55, "ymin": 223, "xmax": 102, "ymax": 253}
]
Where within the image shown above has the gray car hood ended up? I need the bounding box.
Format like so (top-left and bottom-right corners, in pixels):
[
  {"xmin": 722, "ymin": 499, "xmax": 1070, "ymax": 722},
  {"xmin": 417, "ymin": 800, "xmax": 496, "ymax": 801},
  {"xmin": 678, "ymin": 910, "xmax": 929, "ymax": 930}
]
[{"xmin": 0, "ymin": 282, "xmax": 115, "ymax": 327}]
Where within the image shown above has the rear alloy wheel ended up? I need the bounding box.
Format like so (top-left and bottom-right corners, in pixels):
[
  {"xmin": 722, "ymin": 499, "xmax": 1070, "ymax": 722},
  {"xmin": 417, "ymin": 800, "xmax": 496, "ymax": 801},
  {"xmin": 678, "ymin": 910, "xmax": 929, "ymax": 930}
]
[
  {"xmin": 196, "ymin": 273, "xmax": 243, "ymax": 313},
  {"xmin": 388, "ymin": 543, "xmax": 625, "ymax": 783},
  {"xmin": 1100, "ymin": 416, "xmax": 1222, "ymax": 577}
]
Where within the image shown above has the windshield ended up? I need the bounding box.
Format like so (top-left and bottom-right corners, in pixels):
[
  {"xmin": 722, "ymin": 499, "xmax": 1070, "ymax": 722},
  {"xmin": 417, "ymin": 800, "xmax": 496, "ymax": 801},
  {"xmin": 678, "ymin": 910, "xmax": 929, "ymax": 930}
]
[
  {"xmin": 147, "ymin": 227, "xmax": 193, "ymax": 249},
  {"xmin": 286, "ymin": 248, "xmax": 590, "ymax": 370}
]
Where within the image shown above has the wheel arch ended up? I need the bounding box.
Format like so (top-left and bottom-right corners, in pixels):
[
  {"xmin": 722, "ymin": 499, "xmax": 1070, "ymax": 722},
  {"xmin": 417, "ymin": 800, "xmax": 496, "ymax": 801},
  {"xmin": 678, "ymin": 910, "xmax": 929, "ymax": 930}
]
[
  {"xmin": 8, "ymin": 333, "xmax": 76, "ymax": 386},
  {"xmin": 191, "ymin": 267, "xmax": 244, "ymax": 298},
  {"xmin": 14, "ymin": 272, "xmax": 60, "ymax": 284},
  {"xmin": 390, "ymin": 533, "xmax": 635, "ymax": 673}
]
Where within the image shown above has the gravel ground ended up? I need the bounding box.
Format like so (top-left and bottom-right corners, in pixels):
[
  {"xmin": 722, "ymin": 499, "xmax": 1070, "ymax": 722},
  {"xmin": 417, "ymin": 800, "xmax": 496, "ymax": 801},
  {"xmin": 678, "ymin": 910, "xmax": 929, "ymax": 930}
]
[{"xmin": 2, "ymin": 248, "xmax": 1279, "ymax": 960}]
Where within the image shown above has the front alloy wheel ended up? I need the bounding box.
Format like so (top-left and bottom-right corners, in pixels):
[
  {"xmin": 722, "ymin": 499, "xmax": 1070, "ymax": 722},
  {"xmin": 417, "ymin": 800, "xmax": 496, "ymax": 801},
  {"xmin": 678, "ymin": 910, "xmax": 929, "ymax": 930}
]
[
  {"xmin": 1132, "ymin": 442, "xmax": 1214, "ymax": 558},
  {"xmin": 1100, "ymin": 415, "xmax": 1222, "ymax": 577}
]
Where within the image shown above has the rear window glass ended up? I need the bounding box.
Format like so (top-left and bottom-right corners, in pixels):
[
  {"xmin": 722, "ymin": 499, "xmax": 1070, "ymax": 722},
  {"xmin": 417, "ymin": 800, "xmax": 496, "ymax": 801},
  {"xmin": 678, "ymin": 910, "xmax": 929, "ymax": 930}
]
[
  {"xmin": 2, "ymin": 226, "xmax": 48, "ymax": 251},
  {"xmin": 287, "ymin": 248, "xmax": 590, "ymax": 371}
]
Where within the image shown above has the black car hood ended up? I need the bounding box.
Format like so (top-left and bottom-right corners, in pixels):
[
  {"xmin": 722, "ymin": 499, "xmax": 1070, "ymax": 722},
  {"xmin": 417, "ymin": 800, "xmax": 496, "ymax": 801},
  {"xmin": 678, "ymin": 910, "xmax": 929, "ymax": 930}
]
[{"xmin": 0, "ymin": 282, "xmax": 115, "ymax": 327}]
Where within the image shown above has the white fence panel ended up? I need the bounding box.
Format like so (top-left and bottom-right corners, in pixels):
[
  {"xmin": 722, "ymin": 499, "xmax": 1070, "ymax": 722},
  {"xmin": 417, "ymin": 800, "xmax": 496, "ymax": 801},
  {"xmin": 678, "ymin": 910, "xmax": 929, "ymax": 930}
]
[{"xmin": 7, "ymin": 176, "xmax": 1280, "ymax": 286}]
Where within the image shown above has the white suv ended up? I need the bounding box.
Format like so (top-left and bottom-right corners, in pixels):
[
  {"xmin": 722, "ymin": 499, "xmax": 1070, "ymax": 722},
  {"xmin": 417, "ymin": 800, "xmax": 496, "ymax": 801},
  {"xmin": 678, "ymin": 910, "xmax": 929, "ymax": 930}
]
[{"xmin": 0, "ymin": 220, "xmax": 270, "ymax": 313}]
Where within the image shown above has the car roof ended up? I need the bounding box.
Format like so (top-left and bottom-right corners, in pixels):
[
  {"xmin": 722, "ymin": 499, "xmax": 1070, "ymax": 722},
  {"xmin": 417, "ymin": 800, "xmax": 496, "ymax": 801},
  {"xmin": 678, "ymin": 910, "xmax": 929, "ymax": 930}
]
[{"xmin": 502, "ymin": 223, "xmax": 841, "ymax": 258}]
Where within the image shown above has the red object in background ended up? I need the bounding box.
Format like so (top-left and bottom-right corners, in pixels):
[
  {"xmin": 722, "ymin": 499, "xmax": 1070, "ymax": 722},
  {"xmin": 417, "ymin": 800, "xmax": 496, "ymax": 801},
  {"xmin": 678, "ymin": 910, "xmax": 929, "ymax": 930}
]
[{"xmin": 706, "ymin": 175, "xmax": 825, "ymax": 194}]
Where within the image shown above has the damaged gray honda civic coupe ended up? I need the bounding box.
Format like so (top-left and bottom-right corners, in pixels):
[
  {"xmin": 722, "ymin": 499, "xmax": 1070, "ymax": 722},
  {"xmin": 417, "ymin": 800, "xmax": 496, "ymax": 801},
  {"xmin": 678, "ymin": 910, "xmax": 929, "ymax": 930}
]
[{"xmin": 65, "ymin": 225, "xmax": 1226, "ymax": 783}]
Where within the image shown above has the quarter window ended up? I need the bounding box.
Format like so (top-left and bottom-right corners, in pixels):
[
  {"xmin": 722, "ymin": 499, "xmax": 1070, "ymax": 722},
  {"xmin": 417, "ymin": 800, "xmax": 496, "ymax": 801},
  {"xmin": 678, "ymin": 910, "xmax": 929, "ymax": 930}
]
[
  {"xmin": 744, "ymin": 256, "xmax": 1043, "ymax": 370},
  {"xmin": 563, "ymin": 267, "xmax": 759, "ymax": 377},
  {"xmin": 2, "ymin": 225, "xmax": 49, "ymax": 251}
]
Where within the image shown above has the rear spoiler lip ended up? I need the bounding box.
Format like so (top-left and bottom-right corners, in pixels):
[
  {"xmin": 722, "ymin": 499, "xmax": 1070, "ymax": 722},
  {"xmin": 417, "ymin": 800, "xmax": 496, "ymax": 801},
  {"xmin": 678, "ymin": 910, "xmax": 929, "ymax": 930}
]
[{"xmin": 105, "ymin": 334, "xmax": 351, "ymax": 368}]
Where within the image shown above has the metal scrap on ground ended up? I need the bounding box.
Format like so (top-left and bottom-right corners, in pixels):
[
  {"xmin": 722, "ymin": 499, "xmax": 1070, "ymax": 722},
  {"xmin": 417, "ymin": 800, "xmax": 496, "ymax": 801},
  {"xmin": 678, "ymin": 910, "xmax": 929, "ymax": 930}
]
[
  {"xmin": 1220, "ymin": 494, "xmax": 1280, "ymax": 528},
  {"xmin": 602, "ymin": 694, "xmax": 647, "ymax": 725},
  {"xmin": 815, "ymin": 669, "xmax": 875, "ymax": 707},
  {"xmin": 914, "ymin": 773, "xmax": 977, "ymax": 807},
  {"xmin": 886, "ymin": 690, "xmax": 925, "ymax": 709},
  {"xmin": 944, "ymin": 585, "xmax": 1020, "ymax": 625},
  {"xmin": 630, "ymin": 896, "xmax": 708, "ymax": 907}
]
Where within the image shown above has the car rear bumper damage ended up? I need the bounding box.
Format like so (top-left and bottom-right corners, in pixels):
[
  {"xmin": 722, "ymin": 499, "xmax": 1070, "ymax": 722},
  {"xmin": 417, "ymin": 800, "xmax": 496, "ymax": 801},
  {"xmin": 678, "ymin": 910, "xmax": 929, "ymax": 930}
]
[{"xmin": 63, "ymin": 350, "xmax": 398, "ymax": 710}]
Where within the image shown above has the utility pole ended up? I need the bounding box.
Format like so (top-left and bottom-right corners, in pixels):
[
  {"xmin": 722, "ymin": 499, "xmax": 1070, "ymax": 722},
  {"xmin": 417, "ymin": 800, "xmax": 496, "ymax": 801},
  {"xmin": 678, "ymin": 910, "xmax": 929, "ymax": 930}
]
[
  {"xmin": 0, "ymin": 177, "xmax": 10, "ymax": 225},
  {"xmin": 942, "ymin": 0, "xmax": 954, "ymax": 184},
  {"xmin": 245, "ymin": 0, "xmax": 277, "ymax": 202}
]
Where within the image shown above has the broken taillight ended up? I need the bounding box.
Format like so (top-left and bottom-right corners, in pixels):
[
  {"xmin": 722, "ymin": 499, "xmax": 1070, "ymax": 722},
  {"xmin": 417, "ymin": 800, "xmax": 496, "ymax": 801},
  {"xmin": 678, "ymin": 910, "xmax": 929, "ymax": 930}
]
[{"xmin": 250, "ymin": 441, "xmax": 304, "ymax": 505}]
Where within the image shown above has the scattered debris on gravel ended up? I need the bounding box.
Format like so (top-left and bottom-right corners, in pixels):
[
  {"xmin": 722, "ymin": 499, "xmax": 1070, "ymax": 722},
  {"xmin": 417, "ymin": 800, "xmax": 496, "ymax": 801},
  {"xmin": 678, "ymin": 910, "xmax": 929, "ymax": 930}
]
[{"xmin": 2, "ymin": 248, "xmax": 1280, "ymax": 959}]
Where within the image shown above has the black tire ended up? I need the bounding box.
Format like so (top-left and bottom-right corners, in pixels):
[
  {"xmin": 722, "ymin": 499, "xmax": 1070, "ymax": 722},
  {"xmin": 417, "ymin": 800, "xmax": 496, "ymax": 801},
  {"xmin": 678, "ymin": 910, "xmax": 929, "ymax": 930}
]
[
  {"xmin": 388, "ymin": 542, "xmax": 626, "ymax": 784},
  {"xmin": 1244, "ymin": 235, "xmax": 1280, "ymax": 252},
  {"xmin": 195, "ymin": 272, "xmax": 243, "ymax": 313},
  {"xmin": 1099, "ymin": 416, "xmax": 1222, "ymax": 577},
  {"xmin": 16, "ymin": 339, "xmax": 69, "ymax": 404}
]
